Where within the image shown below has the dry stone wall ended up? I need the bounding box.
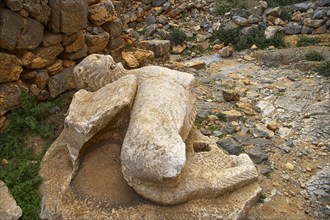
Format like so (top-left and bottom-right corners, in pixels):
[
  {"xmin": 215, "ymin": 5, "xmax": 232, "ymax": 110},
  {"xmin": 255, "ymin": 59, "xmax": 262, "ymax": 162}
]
[
  {"xmin": 0, "ymin": 0, "xmax": 329, "ymax": 119},
  {"xmin": 0, "ymin": 0, "xmax": 124, "ymax": 117}
]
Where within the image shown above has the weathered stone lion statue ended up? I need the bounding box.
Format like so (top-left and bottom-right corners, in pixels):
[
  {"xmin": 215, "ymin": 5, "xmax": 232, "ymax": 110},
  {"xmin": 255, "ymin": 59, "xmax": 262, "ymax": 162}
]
[{"xmin": 39, "ymin": 54, "xmax": 261, "ymax": 219}]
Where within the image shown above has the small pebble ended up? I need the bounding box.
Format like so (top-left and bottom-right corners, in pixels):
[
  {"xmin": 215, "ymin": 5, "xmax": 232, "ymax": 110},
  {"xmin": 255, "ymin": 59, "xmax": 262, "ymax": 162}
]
[
  {"xmin": 285, "ymin": 162, "xmax": 295, "ymax": 171},
  {"xmin": 1, "ymin": 158, "xmax": 9, "ymax": 165},
  {"xmin": 261, "ymin": 167, "xmax": 271, "ymax": 176}
]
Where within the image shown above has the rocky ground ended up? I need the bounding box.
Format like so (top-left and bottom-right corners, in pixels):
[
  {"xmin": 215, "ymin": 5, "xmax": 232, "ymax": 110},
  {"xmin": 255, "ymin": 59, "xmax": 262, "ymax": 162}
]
[
  {"xmin": 41, "ymin": 50, "xmax": 329, "ymax": 219},
  {"xmin": 163, "ymin": 51, "xmax": 329, "ymax": 219}
]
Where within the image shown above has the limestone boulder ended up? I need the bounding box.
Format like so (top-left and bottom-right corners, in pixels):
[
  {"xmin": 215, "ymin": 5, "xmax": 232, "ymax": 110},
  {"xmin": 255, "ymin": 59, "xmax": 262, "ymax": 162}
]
[
  {"xmin": 22, "ymin": 0, "xmax": 51, "ymax": 24},
  {"xmin": 102, "ymin": 18, "xmax": 123, "ymax": 38},
  {"xmin": 85, "ymin": 31, "xmax": 110, "ymax": 54},
  {"xmin": 265, "ymin": 7, "xmax": 281, "ymax": 17},
  {"xmin": 232, "ymin": 16, "xmax": 248, "ymax": 26},
  {"xmin": 183, "ymin": 59, "xmax": 206, "ymax": 70},
  {"xmin": 64, "ymin": 32, "xmax": 85, "ymax": 53},
  {"xmin": 265, "ymin": 25, "xmax": 282, "ymax": 39},
  {"xmin": 285, "ymin": 22, "xmax": 302, "ymax": 35},
  {"xmin": 304, "ymin": 18, "xmax": 325, "ymax": 28},
  {"xmin": 42, "ymin": 31, "xmax": 62, "ymax": 47},
  {"xmin": 0, "ymin": 180, "xmax": 22, "ymax": 220},
  {"xmin": 31, "ymin": 70, "xmax": 50, "ymax": 90},
  {"xmin": 0, "ymin": 81, "xmax": 29, "ymax": 116},
  {"xmin": 219, "ymin": 46, "xmax": 234, "ymax": 58},
  {"xmin": 60, "ymin": 44, "xmax": 88, "ymax": 61},
  {"xmin": 88, "ymin": 0, "xmax": 117, "ymax": 26},
  {"xmin": 107, "ymin": 36, "xmax": 124, "ymax": 50},
  {"xmin": 139, "ymin": 40, "xmax": 171, "ymax": 58},
  {"xmin": 0, "ymin": 8, "xmax": 43, "ymax": 50},
  {"xmin": 122, "ymin": 49, "xmax": 154, "ymax": 68},
  {"xmin": 48, "ymin": 0, "xmax": 88, "ymax": 34},
  {"xmin": 60, "ymin": 75, "xmax": 137, "ymax": 162},
  {"xmin": 293, "ymin": 2, "xmax": 309, "ymax": 12},
  {"xmin": 46, "ymin": 59, "xmax": 63, "ymax": 76},
  {"xmin": 122, "ymin": 52, "xmax": 139, "ymax": 68},
  {"xmin": 47, "ymin": 67, "xmax": 76, "ymax": 98},
  {"xmin": 0, "ymin": 53, "xmax": 23, "ymax": 83},
  {"xmin": 132, "ymin": 49, "xmax": 154, "ymax": 66},
  {"xmin": 172, "ymin": 44, "xmax": 186, "ymax": 54},
  {"xmin": 26, "ymin": 44, "xmax": 64, "ymax": 69},
  {"xmin": 3, "ymin": 0, "xmax": 23, "ymax": 11}
]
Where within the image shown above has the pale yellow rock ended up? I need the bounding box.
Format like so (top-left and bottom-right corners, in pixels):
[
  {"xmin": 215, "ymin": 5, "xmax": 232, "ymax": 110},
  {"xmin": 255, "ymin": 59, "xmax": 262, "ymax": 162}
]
[
  {"xmin": 0, "ymin": 181, "xmax": 22, "ymax": 220},
  {"xmin": 64, "ymin": 33, "xmax": 85, "ymax": 53},
  {"xmin": 131, "ymin": 49, "xmax": 154, "ymax": 66},
  {"xmin": 267, "ymin": 120, "xmax": 279, "ymax": 131},
  {"xmin": 122, "ymin": 52, "xmax": 139, "ymax": 68},
  {"xmin": 222, "ymin": 110, "xmax": 242, "ymax": 121},
  {"xmin": 285, "ymin": 163, "xmax": 295, "ymax": 171},
  {"xmin": 236, "ymin": 102, "xmax": 255, "ymax": 116},
  {"xmin": 183, "ymin": 59, "xmax": 206, "ymax": 70},
  {"xmin": 0, "ymin": 53, "xmax": 23, "ymax": 83},
  {"xmin": 219, "ymin": 46, "xmax": 234, "ymax": 58},
  {"xmin": 46, "ymin": 59, "xmax": 63, "ymax": 75},
  {"xmin": 172, "ymin": 44, "xmax": 186, "ymax": 54}
]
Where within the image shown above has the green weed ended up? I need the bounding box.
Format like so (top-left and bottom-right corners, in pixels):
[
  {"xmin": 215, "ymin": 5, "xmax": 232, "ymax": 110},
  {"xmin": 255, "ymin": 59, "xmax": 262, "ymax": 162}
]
[
  {"xmin": 0, "ymin": 93, "xmax": 63, "ymax": 219},
  {"xmin": 216, "ymin": 112, "xmax": 227, "ymax": 122},
  {"xmin": 315, "ymin": 60, "xmax": 330, "ymax": 77},
  {"xmin": 169, "ymin": 28, "xmax": 187, "ymax": 46},
  {"xmin": 195, "ymin": 116, "xmax": 206, "ymax": 129},
  {"xmin": 211, "ymin": 27, "xmax": 285, "ymax": 51},
  {"xmin": 267, "ymin": 0, "xmax": 303, "ymax": 7},
  {"xmin": 296, "ymin": 35, "xmax": 320, "ymax": 47},
  {"xmin": 305, "ymin": 51, "xmax": 325, "ymax": 61}
]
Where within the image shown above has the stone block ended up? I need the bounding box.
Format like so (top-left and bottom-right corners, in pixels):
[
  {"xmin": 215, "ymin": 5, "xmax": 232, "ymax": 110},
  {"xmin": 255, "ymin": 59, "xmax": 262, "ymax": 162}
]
[
  {"xmin": 47, "ymin": 67, "xmax": 76, "ymax": 98},
  {"xmin": 0, "ymin": 53, "xmax": 23, "ymax": 83},
  {"xmin": 102, "ymin": 18, "xmax": 123, "ymax": 38},
  {"xmin": 0, "ymin": 181, "xmax": 22, "ymax": 220},
  {"xmin": 64, "ymin": 32, "xmax": 85, "ymax": 53},
  {"xmin": 60, "ymin": 44, "xmax": 88, "ymax": 61},
  {"xmin": 4, "ymin": 0, "xmax": 23, "ymax": 11},
  {"xmin": 139, "ymin": 40, "xmax": 170, "ymax": 58},
  {"xmin": 22, "ymin": 0, "xmax": 51, "ymax": 24},
  {"xmin": 42, "ymin": 31, "xmax": 62, "ymax": 47},
  {"xmin": 0, "ymin": 81, "xmax": 29, "ymax": 116},
  {"xmin": 85, "ymin": 31, "xmax": 110, "ymax": 54},
  {"xmin": 0, "ymin": 8, "xmax": 43, "ymax": 50},
  {"xmin": 88, "ymin": 0, "xmax": 117, "ymax": 26},
  {"xmin": 107, "ymin": 36, "xmax": 123, "ymax": 50},
  {"xmin": 27, "ymin": 44, "xmax": 64, "ymax": 69},
  {"xmin": 48, "ymin": 0, "xmax": 88, "ymax": 34}
]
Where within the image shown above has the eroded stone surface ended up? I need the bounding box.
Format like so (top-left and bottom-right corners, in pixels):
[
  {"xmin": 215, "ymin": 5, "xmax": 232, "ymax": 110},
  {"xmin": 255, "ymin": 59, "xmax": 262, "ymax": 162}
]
[
  {"xmin": 40, "ymin": 54, "xmax": 261, "ymax": 219},
  {"xmin": 121, "ymin": 66, "xmax": 196, "ymax": 187},
  {"xmin": 0, "ymin": 81, "xmax": 28, "ymax": 116},
  {"xmin": 0, "ymin": 53, "xmax": 23, "ymax": 83}
]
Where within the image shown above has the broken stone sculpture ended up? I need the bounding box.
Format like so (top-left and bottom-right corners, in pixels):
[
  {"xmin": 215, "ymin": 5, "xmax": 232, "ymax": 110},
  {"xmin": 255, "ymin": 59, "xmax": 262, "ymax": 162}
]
[{"xmin": 39, "ymin": 54, "xmax": 261, "ymax": 219}]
